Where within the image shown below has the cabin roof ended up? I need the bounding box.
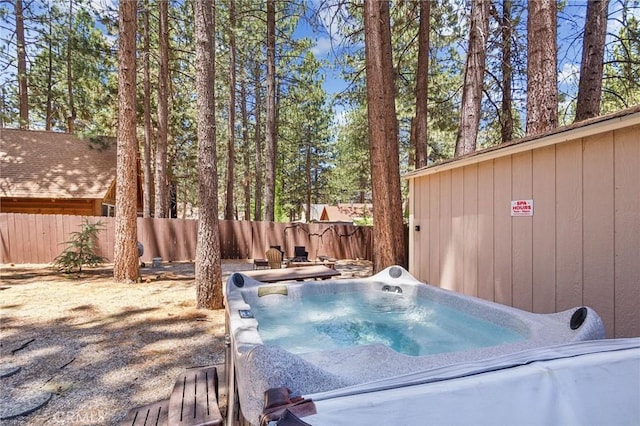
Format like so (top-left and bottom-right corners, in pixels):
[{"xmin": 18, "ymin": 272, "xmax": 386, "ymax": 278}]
[{"xmin": 0, "ymin": 128, "xmax": 117, "ymax": 200}]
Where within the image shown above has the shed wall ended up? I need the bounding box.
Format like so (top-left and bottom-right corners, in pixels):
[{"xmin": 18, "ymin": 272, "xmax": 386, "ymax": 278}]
[{"xmin": 409, "ymin": 123, "xmax": 639, "ymax": 338}]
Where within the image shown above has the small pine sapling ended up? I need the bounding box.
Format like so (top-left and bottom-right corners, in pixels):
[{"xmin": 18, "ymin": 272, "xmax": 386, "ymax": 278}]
[{"xmin": 53, "ymin": 220, "xmax": 108, "ymax": 273}]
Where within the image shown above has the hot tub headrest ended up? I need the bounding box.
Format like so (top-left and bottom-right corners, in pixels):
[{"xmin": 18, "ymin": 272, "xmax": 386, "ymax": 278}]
[
  {"xmin": 389, "ymin": 266, "xmax": 403, "ymax": 278},
  {"xmin": 370, "ymin": 265, "xmax": 418, "ymax": 283},
  {"xmin": 232, "ymin": 273, "xmax": 245, "ymax": 288},
  {"xmin": 570, "ymin": 307, "xmax": 588, "ymax": 330}
]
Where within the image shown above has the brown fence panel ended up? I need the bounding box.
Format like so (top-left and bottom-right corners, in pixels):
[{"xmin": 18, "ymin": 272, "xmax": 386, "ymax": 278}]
[
  {"xmin": 0, "ymin": 213, "xmax": 373, "ymax": 264},
  {"xmin": 174, "ymin": 219, "xmax": 195, "ymax": 261},
  {"xmin": 250, "ymin": 221, "xmax": 267, "ymax": 259},
  {"xmin": 252, "ymin": 221, "xmax": 289, "ymax": 258},
  {"xmin": 0, "ymin": 213, "xmax": 9, "ymax": 264},
  {"xmin": 136, "ymin": 218, "xmax": 198, "ymax": 262},
  {"xmin": 219, "ymin": 219, "xmax": 251, "ymax": 259},
  {"xmin": 100, "ymin": 217, "xmax": 115, "ymax": 261},
  {"xmin": 235, "ymin": 221, "xmax": 252, "ymax": 258},
  {"xmin": 138, "ymin": 217, "xmax": 158, "ymax": 261},
  {"xmin": 17, "ymin": 213, "xmax": 28, "ymax": 262},
  {"xmin": 283, "ymin": 223, "xmax": 310, "ymax": 258}
]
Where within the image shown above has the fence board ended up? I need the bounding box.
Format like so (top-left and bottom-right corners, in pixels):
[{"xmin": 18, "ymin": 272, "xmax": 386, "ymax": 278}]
[
  {"xmin": 0, "ymin": 213, "xmax": 372, "ymax": 265},
  {"xmin": 18, "ymin": 214, "xmax": 32, "ymax": 263},
  {"xmin": 0, "ymin": 213, "xmax": 10, "ymax": 263}
]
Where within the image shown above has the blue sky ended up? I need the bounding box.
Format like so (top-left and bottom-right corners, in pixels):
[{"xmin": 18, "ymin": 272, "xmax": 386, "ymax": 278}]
[{"xmin": 293, "ymin": 4, "xmax": 350, "ymax": 100}]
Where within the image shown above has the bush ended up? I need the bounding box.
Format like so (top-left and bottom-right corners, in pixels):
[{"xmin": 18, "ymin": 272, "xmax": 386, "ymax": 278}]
[{"xmin": 53, "ymin": 220, "xmax": 108, "ymax": 273}]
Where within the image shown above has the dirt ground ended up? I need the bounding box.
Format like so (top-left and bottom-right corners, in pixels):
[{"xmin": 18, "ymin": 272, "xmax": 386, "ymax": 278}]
[{"xmin": 0, "ymin": 259, "xmax": 372, "ymax": 425}]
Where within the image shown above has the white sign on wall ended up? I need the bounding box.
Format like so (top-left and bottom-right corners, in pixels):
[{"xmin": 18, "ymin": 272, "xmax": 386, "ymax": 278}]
[{"xmin": 511, "ymin": 199, "xmax": 534, "ymax": 217}]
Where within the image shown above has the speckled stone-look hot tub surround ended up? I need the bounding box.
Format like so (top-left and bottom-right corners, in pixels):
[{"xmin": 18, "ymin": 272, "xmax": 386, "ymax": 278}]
[{"xmin": 224, "ymin": 266, "xmax": 606, "ymax": 425}]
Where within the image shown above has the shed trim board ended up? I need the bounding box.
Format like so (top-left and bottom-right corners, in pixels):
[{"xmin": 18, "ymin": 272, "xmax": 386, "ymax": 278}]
[
  {"xmin": 405, "ymin": 108, "xmax": 640, "ymax": 179},
  {"xmin": 406, "ymin": 109, "xmax": 640, "ymax": 338}
]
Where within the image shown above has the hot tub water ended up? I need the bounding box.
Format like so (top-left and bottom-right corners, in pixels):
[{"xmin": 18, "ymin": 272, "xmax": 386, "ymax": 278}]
[{"xmin": 247, "ymin": 290, "xmax": 525, "ymax": 356}]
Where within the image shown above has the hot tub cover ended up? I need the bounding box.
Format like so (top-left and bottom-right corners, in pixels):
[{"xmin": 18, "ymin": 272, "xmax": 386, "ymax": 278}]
[{"xmin": 304, "ymin": 338, "xmax": 640, "ymax": 426}]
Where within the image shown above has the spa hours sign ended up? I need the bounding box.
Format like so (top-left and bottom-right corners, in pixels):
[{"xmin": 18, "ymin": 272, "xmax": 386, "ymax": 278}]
[{"xmin": 511, "ymin": 199, "xmax": 534, "ymax": 217}]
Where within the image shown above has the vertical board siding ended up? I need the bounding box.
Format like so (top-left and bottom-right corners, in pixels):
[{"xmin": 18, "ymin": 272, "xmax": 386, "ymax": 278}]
[
  {"xmin": 429, "ymin": 175, "xmax": 441, "ymax": 285},
  {"xmin": 0, "ymin": 213, "xmax": 9, "ymax": 263},
  {"xmin": 439, "ymin": 171, "xmax": 453, "ymax": 290},
  {"xmin": 18, "ymin": 214, "xmax": 31, "ymax": 263},
  {"xmin": 450, "ymin": 169, "xmax": 464, "ymax": 292},
  {"xmin": 511, "ymin": 152, "xmax": 533, "ymax": 311},
  {"xmin": 463, "ymin": 165, "xmax": 478, "ymax": 297},
  {"xmin": 613, "ymin": 126, "xmax": 640, "ymax": 338},
  {"xmin": 418, "ymin": 176, "xmax": 429, "ymax": 280},
  {"xmin": 411, "ymin": 177, "xmax": 426, "ymax": 279},
  {"xmin": 409, "ymin": 121, "xmax": 639, "ymax": 338},
  {"xmin": 532, "ymin": 146, "xmax": 557, "ymax": 313},
  {"xmin": 493, "ymin": 156, "xmax": 513, "ymax": 306},
  {"xmin": 583, "ymin": 133, "xmax": 615, "ymax": 337},
  {"xmin": 477, "ymin": 161, "xmax": 494, "ymax": 301},
  {"xmin": 555, "ymin": 140, "xmax": 584, "ymax": 311}
]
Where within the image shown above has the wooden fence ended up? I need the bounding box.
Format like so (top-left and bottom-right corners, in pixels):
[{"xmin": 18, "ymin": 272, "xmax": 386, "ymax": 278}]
[{"xmin": 0, "ymin": 213, "xmax": 373, "ymax": 265}]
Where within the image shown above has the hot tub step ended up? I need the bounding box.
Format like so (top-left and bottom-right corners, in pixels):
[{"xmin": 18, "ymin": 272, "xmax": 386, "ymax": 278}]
[
  {"xmin": 168, "ymin": 366, "xmax": 223, "ymax": 426},
  {"xmin": 121, "ymin": 366, "xmax": 223, "ymax": 426},
  {"xmin": 120, "ymin": 399, "xmax": 169, "ymax": 426}
]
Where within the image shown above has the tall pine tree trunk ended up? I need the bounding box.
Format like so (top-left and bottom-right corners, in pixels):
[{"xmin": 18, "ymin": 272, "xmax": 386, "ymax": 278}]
[
  {"xmin": 455, "ymin": 0, "xmax": 489, "ymax": 157},
  {"xmin": 253, "ymin": 62, "xmax": 263, "ymax": 221},
  {"xmin": 155, "ymin": 0, "xmax": 170, "ymax": 217},
  {"xmin": 575, "ymin": 0, "xmax": 608, "ymax": 122},
  {"xmin": 66, "ymin": 0, "xmax": 76, "ymax": 133},
  {"xmin": 45, "ymin": 5, "xmax": 53, "ymax": 130},
  {"xmin": 113, "ymin": 0, "xmax": 139, "ymax": 283},
  {"xmin": 194, "ymin": 0, "xmax": 223, "ymax": 309},
  {"xmin": 411, "ymin": 0, "xmax": 430, "ymax": 169},
  {"xmin": 225, "ymin": 0, "xmax": 237, "ymax": 220},
  {"xmin": 363, "ymin": 0, "xmax": 406, "ymax": 272},
  {"xmin": 241, "ymin": 74, "xmax": 251, "ymax": 221},
  {"xmin": 500, "ymin": 0, "xmax": 513, "ymax": 143},
  {"xmin": 264, "ymin": 0, "xmax": 277, "ymax": 222},
  {"xmin": 526, "ymin": 0, "xmax": 557, "ymax": 135},
  {"xmin": 305, "ymin": 129, "xmax": 311, "ymax": 223},
  {"xmin": 15, "ymin": 0, "xmax": 28, "ymax": 129},
  {"xmin": 142, "ymin": 0, "xmax": 153, "ymax": 218}
]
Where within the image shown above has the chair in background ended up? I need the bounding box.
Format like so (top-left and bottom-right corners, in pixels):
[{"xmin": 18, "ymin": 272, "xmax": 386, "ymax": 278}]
[
  {"xmin": 270, "ymin": 245, "xmax": 285, "ymax": 257},
  {"xmin": 265, "ymin": 248, "xmax": 283, "ymax": 269},
  {"xmin": 293, "ymin": 246, "xmax": 309, "ymax": 262}
]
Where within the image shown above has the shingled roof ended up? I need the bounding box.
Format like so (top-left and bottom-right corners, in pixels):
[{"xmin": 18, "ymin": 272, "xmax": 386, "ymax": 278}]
[{"xmin": 0, "ymin": 128, "xmax": 117, "ymax": 200}]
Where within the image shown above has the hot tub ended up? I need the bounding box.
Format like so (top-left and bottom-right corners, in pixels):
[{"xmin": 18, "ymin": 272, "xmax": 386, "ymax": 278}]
[{"xmin": 224, "ymin": 266, "xmax": 606, "ymax": 425}]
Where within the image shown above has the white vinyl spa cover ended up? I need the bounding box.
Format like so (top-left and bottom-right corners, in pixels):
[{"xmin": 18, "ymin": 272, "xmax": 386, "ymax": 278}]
[{"xmin": 304, "ymin": 338, "xmax": 640, "ymax": 426}]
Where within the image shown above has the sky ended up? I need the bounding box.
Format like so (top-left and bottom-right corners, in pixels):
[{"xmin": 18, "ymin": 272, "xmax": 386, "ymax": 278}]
[{"xmin": 293, "ymin": 3, "xmax": 350, "ymax": 100}]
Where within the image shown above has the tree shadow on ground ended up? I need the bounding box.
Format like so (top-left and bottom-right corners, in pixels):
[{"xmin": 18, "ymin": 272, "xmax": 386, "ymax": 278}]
[{"xmin": 0, "ymin": 274, "xmax": 225, "ymax": 425}]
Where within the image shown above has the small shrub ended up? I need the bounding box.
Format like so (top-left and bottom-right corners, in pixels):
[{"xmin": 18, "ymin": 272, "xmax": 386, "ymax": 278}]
[{"xmin": 53, "ymin": 220, "xmax": 108, "ymax": 273}]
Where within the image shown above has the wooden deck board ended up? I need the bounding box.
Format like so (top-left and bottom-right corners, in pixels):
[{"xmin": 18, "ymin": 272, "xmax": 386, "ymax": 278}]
[
  {"xmin": 168, "ymin": 366, "xmax": 223, "ymax": 426},
  {"xmin": 121, "ymin": 399, "xmax": 169, "ymax": 426}
]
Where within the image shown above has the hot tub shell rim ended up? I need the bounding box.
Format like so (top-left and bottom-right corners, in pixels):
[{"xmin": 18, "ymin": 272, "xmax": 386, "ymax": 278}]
[{"xmin": 224, "ymin": 266, "xmax": 606, "ymax": 425}]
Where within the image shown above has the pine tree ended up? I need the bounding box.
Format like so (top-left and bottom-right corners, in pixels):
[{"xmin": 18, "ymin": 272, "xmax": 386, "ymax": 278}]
[{"xmin": 54, "ymin": 220, "xmax": 107, "ymax": 273}]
